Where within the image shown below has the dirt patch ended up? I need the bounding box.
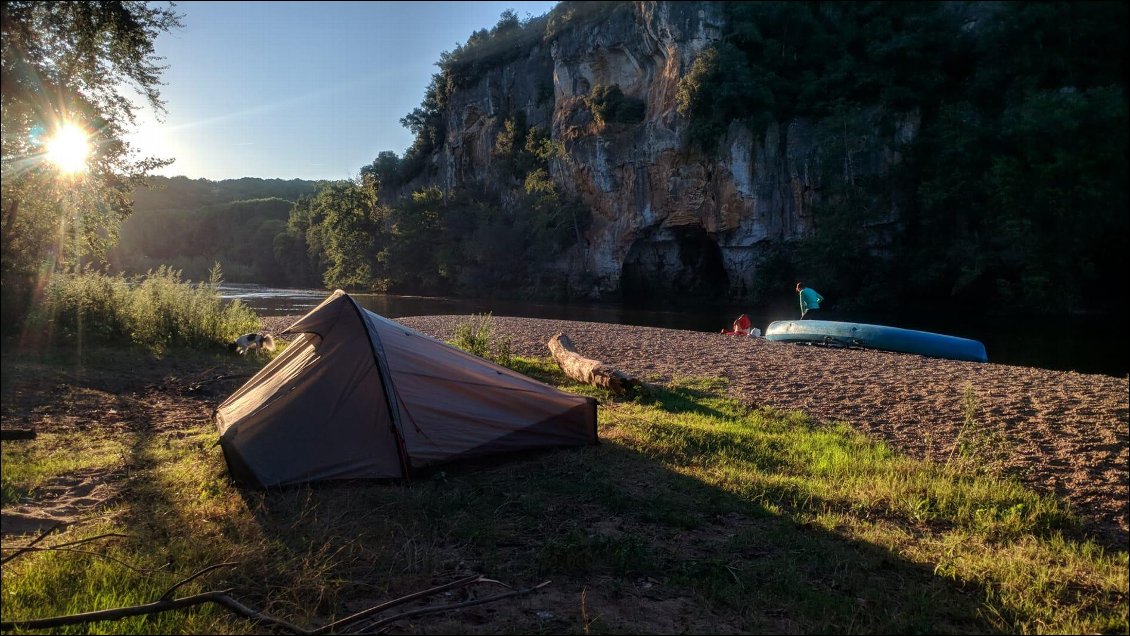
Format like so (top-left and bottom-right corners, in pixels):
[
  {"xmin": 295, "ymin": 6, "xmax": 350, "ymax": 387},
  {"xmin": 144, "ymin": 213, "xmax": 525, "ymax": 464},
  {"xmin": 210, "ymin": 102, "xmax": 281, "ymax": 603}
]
[
  {"xmin": 1, "ymin": 347, "xmax": 262, "ymax": 538},
  {"xmin": 1, "ymin": 467, "xmax": 122, "ymax": 537}
]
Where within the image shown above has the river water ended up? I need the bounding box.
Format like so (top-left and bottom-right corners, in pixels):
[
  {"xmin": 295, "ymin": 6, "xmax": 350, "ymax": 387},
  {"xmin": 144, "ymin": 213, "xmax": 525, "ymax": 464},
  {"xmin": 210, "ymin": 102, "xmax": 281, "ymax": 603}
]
[{"xmin": 219, "ymin": 284, "xmax": 1128, "ymax": 378}]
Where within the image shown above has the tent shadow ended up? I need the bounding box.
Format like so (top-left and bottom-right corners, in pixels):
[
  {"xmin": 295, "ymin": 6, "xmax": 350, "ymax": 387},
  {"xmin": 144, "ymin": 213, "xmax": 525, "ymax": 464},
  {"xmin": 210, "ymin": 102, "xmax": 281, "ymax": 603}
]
[{"xmin": 235, "ymin": 440, "xmax": 1007, "ymax": 634}]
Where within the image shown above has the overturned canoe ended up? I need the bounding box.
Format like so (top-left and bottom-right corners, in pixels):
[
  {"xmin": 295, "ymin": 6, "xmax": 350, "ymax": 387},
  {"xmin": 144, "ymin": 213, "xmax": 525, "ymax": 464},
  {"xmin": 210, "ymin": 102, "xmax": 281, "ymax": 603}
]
[{"xmin": 764, "ymin": 319, "xmax": 988, "ymax": 363}]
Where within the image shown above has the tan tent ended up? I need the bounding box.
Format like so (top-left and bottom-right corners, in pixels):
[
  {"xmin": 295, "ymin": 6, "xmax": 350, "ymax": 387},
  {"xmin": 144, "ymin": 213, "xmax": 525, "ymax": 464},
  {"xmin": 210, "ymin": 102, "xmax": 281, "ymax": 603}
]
[{"xmin": 215, "ymin": 290, "xmax": 598, "ymax": 487}]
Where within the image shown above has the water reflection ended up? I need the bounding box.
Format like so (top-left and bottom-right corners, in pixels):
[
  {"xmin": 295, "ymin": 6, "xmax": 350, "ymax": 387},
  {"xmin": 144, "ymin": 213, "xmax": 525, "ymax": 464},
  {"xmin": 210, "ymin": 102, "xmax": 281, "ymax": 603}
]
[
  {"xmin": 219, "ymin": 284, "xmax": 758, "ymax": 334},
  {"xmin": 218, "ymin": 284, "xmax": 1128, "ymax": 377},
  {"xmin": 218, "ymin": 285, "xmax": 329, "ymax": 314}
]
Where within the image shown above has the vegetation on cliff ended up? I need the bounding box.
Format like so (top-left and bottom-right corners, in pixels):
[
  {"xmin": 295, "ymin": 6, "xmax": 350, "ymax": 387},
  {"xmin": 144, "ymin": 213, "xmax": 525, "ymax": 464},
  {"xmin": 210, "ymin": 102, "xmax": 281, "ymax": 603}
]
[
  {"xmin": 587, "ymin": 83, "xmax": 647, "ymax": 127},
  {"xmin": 676, "ymin": 1, "xmax": 1128, "ymax": 314},
  {"xmin": 277, "ymin": 1, "xmax": 1126, "ymax": 314}
]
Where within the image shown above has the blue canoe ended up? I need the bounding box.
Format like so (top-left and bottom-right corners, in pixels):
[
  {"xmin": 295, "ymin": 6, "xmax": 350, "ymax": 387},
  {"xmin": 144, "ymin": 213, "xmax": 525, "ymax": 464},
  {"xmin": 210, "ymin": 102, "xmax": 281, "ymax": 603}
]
[{"xmin": 764, "ymin": 319, "xmax": 988, "ymax": 363}]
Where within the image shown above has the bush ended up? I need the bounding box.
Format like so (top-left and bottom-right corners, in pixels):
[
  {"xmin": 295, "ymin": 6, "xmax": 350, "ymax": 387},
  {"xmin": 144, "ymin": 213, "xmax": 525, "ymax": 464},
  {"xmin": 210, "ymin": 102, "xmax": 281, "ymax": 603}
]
[
  {"xmin": 30, "ymin": 265, "xmax": 260, "ymax": 353},
  {"xmin": 587, "ymin": 84, "xmax": 646, "ymax": 126},
  {"xmin": 451, "ymin": 313, "xmax": 511, "ymax": 365}
]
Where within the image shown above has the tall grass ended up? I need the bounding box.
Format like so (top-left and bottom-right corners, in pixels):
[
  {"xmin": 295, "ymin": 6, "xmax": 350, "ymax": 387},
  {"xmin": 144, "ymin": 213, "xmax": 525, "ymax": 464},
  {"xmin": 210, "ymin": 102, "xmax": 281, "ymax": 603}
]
[
  {"xmin": 28, "ymin": 264, "xmax": 259, "ymax": 353},
  {"xmin": 450, "ymin": 312, "xmax": 511, "ymax": 365},
  {"xmin": 945, "ymin": 382, "xmax": 1009, "ymax": 474}
]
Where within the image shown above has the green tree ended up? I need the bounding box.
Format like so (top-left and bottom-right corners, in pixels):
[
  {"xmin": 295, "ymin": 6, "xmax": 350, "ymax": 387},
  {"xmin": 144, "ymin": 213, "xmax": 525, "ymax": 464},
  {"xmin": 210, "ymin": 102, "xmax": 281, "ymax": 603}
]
[
  {"xmin": 277, "ymin": 194, "xmax": 326, "ymax": 287},
  {"xmin": 906, "ymin": 3, "xmax": 1129, "ymax": 313},
  {"xmin": 1, "ymin": 1, "xmax": 183, "ymax": 325},
  {"xmin": 386, "ymin": 186, "xmax": 450, "ymax": 292},
  {"xmin": 983, "ymin": 86, "xmax": 1128, "ymax": 312},
  {"xmin": 301, "ymin": 181, "xmax": 390, "ymax": 292},
  {"xmin": 361, "ymin": 150, "xmax": 403, "ymax": 197},
  {"xmin": 587, "ymin": 84, "xmax": 645, "ymax": 126}
]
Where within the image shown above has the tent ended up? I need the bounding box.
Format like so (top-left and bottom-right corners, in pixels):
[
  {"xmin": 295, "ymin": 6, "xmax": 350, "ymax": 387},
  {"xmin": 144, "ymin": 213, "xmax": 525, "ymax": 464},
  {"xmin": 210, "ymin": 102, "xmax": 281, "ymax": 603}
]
[{"xmin": 215, "ymin": 290, "xmax": 598, "ymax": 487}]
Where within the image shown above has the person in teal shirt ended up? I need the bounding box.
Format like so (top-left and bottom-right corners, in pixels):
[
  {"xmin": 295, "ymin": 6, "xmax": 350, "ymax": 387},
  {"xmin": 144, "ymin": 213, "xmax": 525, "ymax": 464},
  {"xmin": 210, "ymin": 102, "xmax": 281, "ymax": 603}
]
[{"xmin": 796, "ymin": 282, "xmax": 824, "ymax": 319}]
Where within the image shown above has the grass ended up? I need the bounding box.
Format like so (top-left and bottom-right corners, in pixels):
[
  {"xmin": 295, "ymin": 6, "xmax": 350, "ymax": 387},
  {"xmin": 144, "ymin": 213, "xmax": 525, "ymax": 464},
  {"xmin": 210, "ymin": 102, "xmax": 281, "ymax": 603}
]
[
  {"xmin": 0, "ymin": 433, "xmax": 127, "ymax": 506},
  {"xmin": 450, "ymin": 312, "xmax": 512, "ymax": 365},
  {"xmin": 24, "ymin": 264, "xmax": 259, "ymax": 354},
  {"xmin": 945, "ymin": 382, "xmax": 1010, "ymax": 475},
  {"xmin": 0, "ymin": 350, "xmax": 1126, "ymax": 634}
]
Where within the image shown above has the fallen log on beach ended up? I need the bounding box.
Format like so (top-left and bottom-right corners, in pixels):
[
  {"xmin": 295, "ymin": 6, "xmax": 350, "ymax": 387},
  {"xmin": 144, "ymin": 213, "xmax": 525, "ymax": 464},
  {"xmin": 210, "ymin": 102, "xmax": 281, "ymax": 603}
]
[{"xmin": 547, "ymin": 332, "xmax": 649, "ymax": 396}]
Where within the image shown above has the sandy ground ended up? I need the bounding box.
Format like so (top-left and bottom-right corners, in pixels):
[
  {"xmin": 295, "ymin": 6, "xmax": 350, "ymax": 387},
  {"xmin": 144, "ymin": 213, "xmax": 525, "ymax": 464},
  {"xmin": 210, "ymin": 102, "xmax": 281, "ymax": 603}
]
[{"xmin": 253, "ymin": 314, "xmax": 1130, "ymax": 550}]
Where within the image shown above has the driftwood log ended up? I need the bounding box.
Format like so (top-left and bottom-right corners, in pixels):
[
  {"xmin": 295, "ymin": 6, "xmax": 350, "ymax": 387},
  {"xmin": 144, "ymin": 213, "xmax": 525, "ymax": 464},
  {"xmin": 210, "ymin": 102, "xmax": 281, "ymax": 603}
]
[{"xmin": 547, "ymin": 333, "xmax": 648, "ymax": 396}]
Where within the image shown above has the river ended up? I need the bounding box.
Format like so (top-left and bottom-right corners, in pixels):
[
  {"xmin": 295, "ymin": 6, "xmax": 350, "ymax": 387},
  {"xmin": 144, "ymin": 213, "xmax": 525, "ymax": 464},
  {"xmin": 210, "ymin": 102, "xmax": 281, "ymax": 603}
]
[{"xmin": 219, "ymin": 284, "xmax": 1128, "ymax": 378}]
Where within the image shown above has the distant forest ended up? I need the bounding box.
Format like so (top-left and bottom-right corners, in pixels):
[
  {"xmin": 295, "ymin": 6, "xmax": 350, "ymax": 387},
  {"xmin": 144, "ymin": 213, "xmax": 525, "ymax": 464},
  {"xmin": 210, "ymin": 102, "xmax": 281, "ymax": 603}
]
[{"xmin": 110, "ymin": 176, "xmax": 319, "ymax": 285}]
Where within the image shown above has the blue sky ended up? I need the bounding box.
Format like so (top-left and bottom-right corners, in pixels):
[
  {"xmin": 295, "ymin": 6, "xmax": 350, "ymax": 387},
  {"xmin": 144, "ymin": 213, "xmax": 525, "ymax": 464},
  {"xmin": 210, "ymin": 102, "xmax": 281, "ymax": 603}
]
[{"xmin": 128, "ymin": 1, "xmax": 559, "ymax": 181}]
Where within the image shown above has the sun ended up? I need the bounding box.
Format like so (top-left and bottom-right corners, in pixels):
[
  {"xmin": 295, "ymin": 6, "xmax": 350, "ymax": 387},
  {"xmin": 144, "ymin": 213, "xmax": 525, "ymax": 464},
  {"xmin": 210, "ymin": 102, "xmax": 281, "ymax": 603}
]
[{"xmin": 45, "ymin": 123, "xmax": 91, "ymax": 173}]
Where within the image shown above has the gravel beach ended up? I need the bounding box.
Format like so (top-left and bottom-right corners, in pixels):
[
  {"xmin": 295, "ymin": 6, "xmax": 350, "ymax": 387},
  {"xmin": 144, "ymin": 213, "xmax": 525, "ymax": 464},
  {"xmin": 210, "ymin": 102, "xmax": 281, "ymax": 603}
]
[{"xmin": 261, "ymin": 313, "xmax": 1129, "ymax": 549}]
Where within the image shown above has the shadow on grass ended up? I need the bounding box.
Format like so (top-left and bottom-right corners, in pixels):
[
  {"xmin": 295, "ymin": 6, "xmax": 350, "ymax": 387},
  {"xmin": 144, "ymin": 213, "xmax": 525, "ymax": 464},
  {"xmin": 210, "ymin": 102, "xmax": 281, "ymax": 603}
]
[
  {"xmin": 232, "ymin": 441, "xmax": 1006, "ymax": 634},
  {"xmin": 1, "ymin": 345, "xmax": 1099, "ymax": 634},
  {"xmin": 0, "ymin": 343, "xmax": 278, "ymax": 633}
]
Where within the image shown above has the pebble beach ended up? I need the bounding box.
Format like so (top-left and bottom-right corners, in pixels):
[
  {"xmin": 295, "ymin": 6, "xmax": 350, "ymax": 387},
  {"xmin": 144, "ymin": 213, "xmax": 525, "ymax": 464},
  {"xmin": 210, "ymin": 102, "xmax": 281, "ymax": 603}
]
[{"xmin": 261, "ymin": 314, "xmax": 1129, "ymax": 549}]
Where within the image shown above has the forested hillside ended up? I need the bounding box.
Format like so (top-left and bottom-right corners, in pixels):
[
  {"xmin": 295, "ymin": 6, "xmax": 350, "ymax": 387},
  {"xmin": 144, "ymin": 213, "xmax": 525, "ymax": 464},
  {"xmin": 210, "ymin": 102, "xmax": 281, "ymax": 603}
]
[{"xmin": 109, "ymin": 176, "xmax": 319, "ymax": 284}]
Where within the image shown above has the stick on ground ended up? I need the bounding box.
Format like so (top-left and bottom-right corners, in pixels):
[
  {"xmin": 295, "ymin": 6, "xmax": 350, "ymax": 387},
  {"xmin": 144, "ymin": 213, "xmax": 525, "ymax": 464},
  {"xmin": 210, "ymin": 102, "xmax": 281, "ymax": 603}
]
[
  {"xmin": 350, "ymin": 580, "xmax": 552, "ymax": 634},
  {"xmin": 0, "ymin": 521, "xmax": 61, "ymax": 565},
  {"xmin": 0, "ymin": 589, "xmax": 309, "ymax": 634},
  {"xmin": 311, "ymin": 574, "xmax": 484, "ymax": 634}
]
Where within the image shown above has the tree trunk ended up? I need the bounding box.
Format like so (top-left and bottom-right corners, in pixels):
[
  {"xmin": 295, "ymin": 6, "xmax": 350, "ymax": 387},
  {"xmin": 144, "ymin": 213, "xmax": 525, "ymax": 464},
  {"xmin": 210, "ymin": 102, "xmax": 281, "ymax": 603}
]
[
  {"xmin": 547, "ymin": 333, "xmax": 647, "ymax": 396},
  {"xmin": 1, "ymin": 198, "xmax": 19, "ymax": 253}
]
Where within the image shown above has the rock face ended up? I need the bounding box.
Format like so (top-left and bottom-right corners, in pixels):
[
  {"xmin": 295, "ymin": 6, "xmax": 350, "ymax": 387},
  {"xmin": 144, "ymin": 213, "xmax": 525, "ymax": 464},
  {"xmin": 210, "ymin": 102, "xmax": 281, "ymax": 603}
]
[{"xmin": 410, "ymin": 1, "xmax": 916, "ymax": 300}]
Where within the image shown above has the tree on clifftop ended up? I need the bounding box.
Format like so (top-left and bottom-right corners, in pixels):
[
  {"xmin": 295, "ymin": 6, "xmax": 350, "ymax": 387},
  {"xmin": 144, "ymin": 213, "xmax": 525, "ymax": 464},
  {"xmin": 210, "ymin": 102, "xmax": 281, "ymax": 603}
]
[{"xmin": 1, "ymin": 1, "xmax": 183, "ymax": 323}]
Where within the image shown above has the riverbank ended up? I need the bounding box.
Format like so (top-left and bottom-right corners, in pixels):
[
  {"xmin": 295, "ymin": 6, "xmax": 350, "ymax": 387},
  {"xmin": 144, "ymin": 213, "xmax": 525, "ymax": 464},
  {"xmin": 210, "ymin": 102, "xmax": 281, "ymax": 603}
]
[
  {"xmin": 2, "ymin": 314, "xmax": 1126, "ymax": 633},
  {"xmin": 266, "ymin": 314, "xmax": 1130, "ymax": 549}
]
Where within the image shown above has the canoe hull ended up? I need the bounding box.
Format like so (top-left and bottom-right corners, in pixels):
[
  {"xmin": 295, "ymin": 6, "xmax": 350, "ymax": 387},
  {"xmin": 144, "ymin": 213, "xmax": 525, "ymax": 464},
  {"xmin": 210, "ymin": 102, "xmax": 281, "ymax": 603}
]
[{"xmin": 764, "ymin": 320, "xmax": 988, "ymax": 363}]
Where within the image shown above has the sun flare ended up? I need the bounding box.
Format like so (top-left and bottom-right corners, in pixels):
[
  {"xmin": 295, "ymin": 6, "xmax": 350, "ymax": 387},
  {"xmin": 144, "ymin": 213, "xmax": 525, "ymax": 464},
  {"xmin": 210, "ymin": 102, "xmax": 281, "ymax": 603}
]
[{"xmin": 45, "ymin": 123, "xmax": 91, "ymax": 173}]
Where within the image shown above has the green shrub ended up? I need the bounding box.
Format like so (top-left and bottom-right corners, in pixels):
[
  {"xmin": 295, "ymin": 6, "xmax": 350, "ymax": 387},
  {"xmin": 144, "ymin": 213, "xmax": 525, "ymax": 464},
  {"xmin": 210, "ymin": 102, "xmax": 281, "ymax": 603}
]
[
  {"xmin": 31, "ymin": 264, "xmax": 259, "ymax": 352},
  {"xmin": 587, "ymin": 84, "xmax": 646, "ymax": 126},
  {"xmin": 451, "ymin": 313, "xmax": 511, "ymax": 365}
]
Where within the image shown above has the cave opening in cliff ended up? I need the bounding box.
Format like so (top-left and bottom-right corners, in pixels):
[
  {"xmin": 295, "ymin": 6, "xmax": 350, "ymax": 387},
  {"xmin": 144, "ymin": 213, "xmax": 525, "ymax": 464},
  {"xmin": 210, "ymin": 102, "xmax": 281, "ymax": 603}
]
[{"xmin": 620, "ymin": 227, "xmax": 730, "ymax": 305}]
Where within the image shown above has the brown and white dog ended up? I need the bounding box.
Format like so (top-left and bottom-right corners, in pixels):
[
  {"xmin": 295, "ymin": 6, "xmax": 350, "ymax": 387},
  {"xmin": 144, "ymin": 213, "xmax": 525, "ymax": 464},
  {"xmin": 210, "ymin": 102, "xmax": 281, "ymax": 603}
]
[{"xmin": 229, "ymin": 333, "xmax": 275, "ymax": 355}]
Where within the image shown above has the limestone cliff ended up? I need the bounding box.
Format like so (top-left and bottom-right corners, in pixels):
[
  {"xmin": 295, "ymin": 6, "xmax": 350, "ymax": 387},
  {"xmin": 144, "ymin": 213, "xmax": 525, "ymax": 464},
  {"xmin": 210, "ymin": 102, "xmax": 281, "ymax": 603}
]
[{"xmin": 406, "ymin": 1, "xmax": 917, "ymax": 301}]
